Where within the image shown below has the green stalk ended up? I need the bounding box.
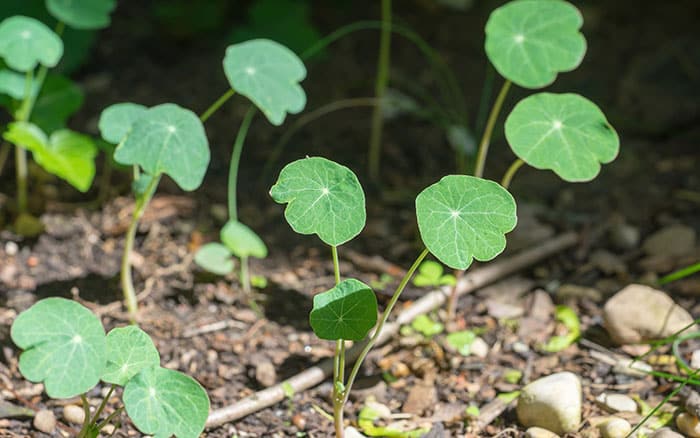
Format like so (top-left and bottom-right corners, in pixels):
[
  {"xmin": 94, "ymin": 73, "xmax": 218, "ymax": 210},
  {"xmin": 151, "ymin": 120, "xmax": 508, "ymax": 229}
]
[
  {"xmin": 473, "ymin": 79, "xmax": 511, "ymax": 178},
  {"xmin": 659, "ymin": 262, "xmax": 700, "ymax": 285},
  {"xmin": 121, "ymin": 175, "xmax": 160, "ymax": 322},
  {"xmin": 228, "ymin": 106, "xmax": 257, "ymax": 221},
  {"xmin": 240, "ymin": 255, "xmax": 250, "ymax": 294},
  {"xmin": 368, "ymin": 0, "xmax": 392, "ymax": 182},
  {"xmin": 342, "ymin": 247, "xmax": 429, "ymax": 405},
  {"xmin": 0, "ymin": 142, "xmax": 10, "ymax": 177},
  {"xmin": 200, "ymin": 88, "xmax": 236, "ymax": 123},
  {"xmin": 500, "ymin": 158, "xmax": 524, "ymax": 189},
  {"xmin": 330, "ymin": 244, "xmax": 345, "ymax": 437}
]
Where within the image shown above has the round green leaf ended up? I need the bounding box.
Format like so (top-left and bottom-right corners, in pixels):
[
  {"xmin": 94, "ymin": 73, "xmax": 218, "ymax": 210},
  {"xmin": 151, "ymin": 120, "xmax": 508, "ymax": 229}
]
[
  {"xmin": 0, "ymin": 16, "xmax": 63, "ymax": 72},
  {"xmin": 98, "ymin": 102, "xmax": 147, "ymax": 144},
  {"xmin": 102, "ymin": 326, "xmax": 160, "ymax": 386},
  {"xmin": 123, "ymin": 366, "xmax": 210, "ymax": 438},
  {"xmin": 0, "ymin": 68, "xmax": 26, "ymax": 99},
  {"xmin": 10, "ymin": 297, "xmax": 106, "ymax": 399},
  {"xmin": 220, "ymin": 220, "xmax": 268, "ymax": 259},
  {"xmin": 46, "ymin": 0, "xmax": 116, "ymax": 30},
  {"xmin": 113, "ymin": 103, "xmax": 210, "ymax": 191},
  {"xmin": 270, "ymin": 157, "xmax": 366, "ymax": 246},
  {"xmin": 309, "ymin": 279, "xmax": 378, "ymax": 341},
  {"xmin": 416, "ymin": 175, "xmax": 517, "ymax": 270},
  {"xmin": 223, "ymin": 39, "xmax": 306, "ymax": 126},
  {"xmin": 484, "ymin": 0, "xmax": 586, "ymax": 88},
  {"xmin": 194, "ymin": 242, "xmax": 235, "ymax": 275},
  {"xmin": 31, "ymin": 74, "xmax": 84, "ymax": 133},
  {"xmin": 505, "ymin": 93, "xmax": 619, "ymax": 182}
]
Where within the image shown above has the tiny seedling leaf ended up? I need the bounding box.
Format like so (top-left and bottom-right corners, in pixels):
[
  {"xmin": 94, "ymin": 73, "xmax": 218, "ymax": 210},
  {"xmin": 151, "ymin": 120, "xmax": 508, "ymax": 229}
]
[
  {"xmin": 31, "ymin": 74, "xmax": 84, "ymax": 133},
  {"xmin": 541, "ymin": 304, "xmax": 581, "ymax": 352},
  {"xmin": 98, "ymin": 102, "xmax": 148, "ymax": 144},
  {"xmin": 0, "ymin": 16, "xmax": 63, "ymax": 72},
  {"xmin": 4, "ymin": 122, "xmax": 97, "ymax": 192},
  {"xmin": 485, "ymin": 0, "xmax": 586, "ymax": 88},
  {"xmin": 415, "ymin": 175, "xmax": 517, "ymax": 270},
  {"xmin": 194, "ymin": 242, "xmax": 235, "ymax": 276},
  {"xmin": 10, "ymin": 297, "xmax": 106, "ymax": 399},
  {"xmin": 220, "ymin": 220, "xmax": 268, "ymax": 259},
  {"xmin": 505, "ymin": 92, "xmax": 619, "ymax": 182},
  {"xmin": 123, "ymin": 366, "xmax": 210, "ymax": 438},
  {"xmin": 309, "ymin": 278, "xmax": 377, "ymax": 341},
  {"xmin": 223, "ymin": 39, "xmax": 306, "ymax": 126},
  {"xmin": 102, "ymin": 326, "xmax": 160, "ymax": 386},
  {"xmin": 413, "ymin": 260, "xmax": 456, "ymax": 287},
  {"xmin": 446, "ymin": 330, "xmax": 477, "ymax": 356},
  {"xmin": 411, "ymin": 314, "xmax": 444, "ymax": 337},
  {"xmin": 114, "ymin": 103, "xmax": 210, "ymax": 191},
  {"xmin": 270, "ymin": 157, "xmax": 366, "ymax": 246},
  {"xmin": 46, "ymin": 0, "xmax": 117, "ymax": 30},
  {"xmin": 0, "ymin": 68, "xmax": 26, "ymax": 99}
]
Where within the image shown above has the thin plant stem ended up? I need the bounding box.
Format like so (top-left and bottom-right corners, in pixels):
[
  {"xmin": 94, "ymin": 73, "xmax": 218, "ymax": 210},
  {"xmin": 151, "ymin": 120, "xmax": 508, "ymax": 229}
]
[
  {"xmin": 0, "ymin": 142, "xmax": 9, "ymax": 176},
  {"xmin": 92, "ymin": 384, "xmax": 115, "ymax": 422},
  {"xmin": 342, "ymin": 247, "xmax": 430, "ymax": 405},
  {"xmin": 659, "ymin": 262, "xmax": 700, "ymax": 285},
  {"xmin": 240, "ymin": 256, "xmax": 250, "ymax": 294},
  {"xmin": 228, "ymin": 106, "xmax": 256, "ymax": 221},
  {"xmin": 78, "ymin": 394, "xmax": 92, "ymax": 438},
  {"xmin": 473, "ymin": 79, "xmax": 512, "ymax": 178},
  {"xmin": 200, "ymin": 88, "xmax": 236, "ymax": 123},
  {"xmin": 330, "ymin": 244, "xmax": 345, "ymax": 437},
  {"xmin": 500, "ymin": 158, "xmax": 525, "ymax": 189},
  {"xmin": 331, "ymin": 245, "xmax": 341, "ymax": 285},
  {"xmin": 368, "ymin": 0, "xmax": 392, "ymax": 182},
  {"xmin": 96, "ymin": 407, "xmax": 124, "ymax": 431},
  {"xmin": 14, "ymin": 70, "xmax": 35, "ymax": 215},
  {"xmin": 121, "ymin": 175, "xmax": 160, "ymax": 322}
]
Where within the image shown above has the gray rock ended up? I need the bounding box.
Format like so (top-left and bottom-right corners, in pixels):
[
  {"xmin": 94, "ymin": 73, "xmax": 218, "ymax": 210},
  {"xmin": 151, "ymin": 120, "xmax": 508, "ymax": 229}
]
[
  {"xmin": 33, "ymin": 409, "xmax": 56, "ymax": 434},
  {"xmin": 599, "ymin": 417, "xmax": 631, "ymax": 438},
  {"xmin": 649, "ymin": 427, "xmax": 685, "ymax": 438},
  {"xmin": 603, "ymin": 284, "xmax": 696, "ymax": 344},
  {"xmin": 525, "ymin": 426, "xmax": 560, "ymax": 438},
  {"xmin": 643, "ymin": 224, "xmax": 696, "ymax": 257},
  {"xmin": 609, "ymin": 222, "xmax": 640, "ymax": 251},
  {"xmin": 516, "ymin": 372, "xmax": 582, "ymax": 434},
  {"xmin": 63, "ymin": 404, "xmax": 85, "ymax": 424},
  {"xmin": 596, "ymin": 393, "xmax": 638, "ymax": 413}
]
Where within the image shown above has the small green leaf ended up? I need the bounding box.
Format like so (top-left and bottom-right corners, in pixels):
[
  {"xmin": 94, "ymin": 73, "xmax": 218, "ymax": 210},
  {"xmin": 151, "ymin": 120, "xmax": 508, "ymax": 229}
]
[
  {"xmin": 113, "ymin": 103, "xmax": 210, "ymax": 191},
  {"xmin": 415, "ymin": 175, "xmax": 517, "ymax": 270},
  {"xmin": 498, "ymin": 390, "xmax": 521, "ymax": 403},
  {"xmin": 11, "ymin": 297, "xmax": 106, "ymax": 399},
  {"xmin": 250, "ymin": 275, "xmax": 268, "ymax": 289},
  {"xmin": 411, "ymin": 314, "xmax": 444, "ymax": 337},
  {"xmin": 270, "ymin": 157, "xmax": 366, "ymax": 246},
  {"xmin": 223, "ymin": 39, "xmax": 306, "ymax": 126},
  {"xmin": 485, "ymin": 0, "xmax": 586, "ymax": 88},
  {"xmin": 98, "ymin": 102, "xmax": 148, "ymax": 144},
  {"xmin": 465, "ymin": 405, "xmax": 480, "ymax": 418},
  {"xmin": 541, "ymin": 305, "xmax": 581, "ymax": 353},
  {"xmin": 505, "ymin": 92, "xmax": 619, "ymax": 182},
  {"xmin": 446, "ymin": 330, "xmax": 477, "ymax": 356},
  {"xmin": 31, "ymin": 74, "xmax": 84, "ymax": 133},
  {"xmin": 102, "ymin": 326, "xmax": 160, "ymax": 386},
  {"xmin": 221, "ymin": 220, "xmax": 268, "ymax": 259},
  {"xmin": 413, "ymin": 260, "xmax": 457, "ymax": 287},
  {"xmin": 0, "ymin": 16, "xmax": 63, "ymax": 72},
  {"xmin": 309, "ymin": 278, "xmax": 377, "ymax": 341},
  {"xmin": 503, "ymin": 369, "xmax": 522, "ymax": 384},
  {"xmin": 194, "ymin": 242, "xmax": 234, "ymax": 276},
  {"xmin": 0, "ymin": 68, "xmax": 26, "ymax": 99},
  {"xmin": 46, "ymin": 0, "xmax": 116, "ymax": 30},
  {"xmin": 123, "ymin": 366, "xmax": 210, "ymax": 438}
]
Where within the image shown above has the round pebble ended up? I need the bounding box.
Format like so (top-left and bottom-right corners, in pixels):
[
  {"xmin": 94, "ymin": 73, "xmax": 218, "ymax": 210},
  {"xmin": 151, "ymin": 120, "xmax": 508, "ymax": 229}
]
[
  {"xmin": 33, "ymin": 409, "xmax": 56, "ymax": 434},
  {"xmin": 63, "ymin": 404, "xmax": 86, "ymax": 424},
  {"xmin": 649, "ymin": 427, "xmax": 685, "ymax": 438},
  {"xmin": 517, "ymin": 372, "xmax": 582, "ymax": 434},
  {"xmin": 597, "ymin": 393, "xmax": 638, "ymax": 413},
  {"xmin": 599, "ymin": 417, "xmax": 631, "ymax": 438},
  {"xmin": 676, "ymin": 412, "xmax": 700, "ymax": 438},
  {"xmin": 525, "ymin": 426, "xmax": 560, "ymax": 438}
]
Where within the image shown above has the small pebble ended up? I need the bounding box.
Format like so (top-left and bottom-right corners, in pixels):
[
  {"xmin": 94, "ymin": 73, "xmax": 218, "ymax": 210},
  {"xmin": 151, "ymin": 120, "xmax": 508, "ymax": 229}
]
[
  {"xmin": 291, "ymin": 413, "xmax": 306, "ymax": 430},
  {"xmin": 516, "ymin": 372, "xmax": 582, "ymax": 434},
  {"xmin": 345, "ymin": 426, "xmax": 368, "ymax": 438},
  {"xmin": 649, "ymin": 427, "xmax": 684, "ymax": 438},
  {"xmin": 63, "ymin": 404, "xmax": 86, "ymax": 424},
  {"xmin": 596, "ymin": 393, "xmax": 638, "ymax": 413},
  {"xmin": 255, "ymin": 361, "xmax": 277, "ymax": 387},
  {"xmin": 4, "ymin": 241, "xmax": 18, "ymax": 256},
  {"xmin": 102, "ymin": 424, "xmax": 115, "ymax": 434},
  {"xmin": 599, "ymin": 417, "xmax": 631, "ymax": 438},
  {"xmin": 470, "ymin": 337, "xmax": 489, "ymax": 358},
  {"xmin": 676, "ymin": 412, "xmax": 700, "ymax": 438},
  {"xmin": 642, "ymin": 224, "xmax": 696, "ymax": 257},
  {"xmin": 391, "ymin": 362, "xmax": 410, "ymax": 378},
  {"xmin": 33, "ymin": 409, "xmax": 56, "ymax": 434},
  {"xmin": 525, "ymin": 426, "xmax": 560, "ymax": 438},
  {"xmin": 609, "ymin": 222, "xmax": 640, "ymax": 250}
]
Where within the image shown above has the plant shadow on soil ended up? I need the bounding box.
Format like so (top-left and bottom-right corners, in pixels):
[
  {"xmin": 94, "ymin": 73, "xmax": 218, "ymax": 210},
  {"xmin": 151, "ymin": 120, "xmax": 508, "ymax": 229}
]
[
  {"xmin": 33, "ymin": 274, "xmax": 121, "ymax": 304},
  {"xmin": 260, "ymin": 286, "xmax": 313, "ymax": 331}
]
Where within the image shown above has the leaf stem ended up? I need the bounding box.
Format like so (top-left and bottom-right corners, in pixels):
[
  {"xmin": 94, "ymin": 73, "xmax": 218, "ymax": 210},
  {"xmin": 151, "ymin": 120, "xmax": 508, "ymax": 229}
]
[
  {"xmin": 200, "ymin": 88, "xmax": 236, "ymax": 123},
  {"xmin": 331, "ymin": 245, "xmax": 341, "ymax": 285},
  {"xmin": 0, "ymin": 142, "xmax": 10, "ymax": 177},
  {"xmin": 473, "ymin": 79, "xmax": 511, "ymax": 178},
  {"xmin": 368, "ymin": 0, "xmax": 392, "ymax": 182},
  {"xmin": 93, "ymin": 384, "xmax": 115, "ymax": 422},
  {"xmin": 330, "ymin": 244, "xmax": 345, "ymax": 436},
  {"xmin": 227, "ymin": 106, "xmax": 256, "ymax": 221},
  {"xmin": 240, "ymin": 255, "xmax": 250, "ymax": 294},
  {"xmin": 500, "ymin": 158, "xmax": 524, "ymax": 189}
]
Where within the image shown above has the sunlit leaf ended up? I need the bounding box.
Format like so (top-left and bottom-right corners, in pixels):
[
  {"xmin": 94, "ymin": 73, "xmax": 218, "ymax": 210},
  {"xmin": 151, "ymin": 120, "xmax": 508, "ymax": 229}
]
[
  {"xmin": 221, "ymin": 220, "xmax": 268, "ymax": 259},
  {"xmin": 411, "ymin": 314, "xmax": 444, "ymax": 337},
  {"xmin": 102, "ymin": 326, "xmax": 160, "ymax": 386},
  {"xmin": 446, "ymin": 330, "xmax": 477, "ymax": 356}
]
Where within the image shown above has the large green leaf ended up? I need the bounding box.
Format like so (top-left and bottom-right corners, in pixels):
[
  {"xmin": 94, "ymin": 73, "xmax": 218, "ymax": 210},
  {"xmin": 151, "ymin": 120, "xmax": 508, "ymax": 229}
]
[
  {"xmin": 98, "ymin": 102, "xmax": 148, "ymax": 144},
  {"xmin": 223, "ymin": 39, "xmax": 306, "ymax": 126},
  {"xmin": 415, "ymin": 175, "xmax": 517, "ymax": 270},
  {"xmin": 4, "ymin": 121, "xmax": 96, "ymax": 191},
  {"xmin": 194, "ymin": 242, "xmax": 235, "ymax": 275},
  {"xmin": 221, "ymin": 220, "xmax": 268, "ymax": 259},
  {"xmin": 270, "ymin": 157, "xmax": 366, "ymax": 246},
  {"xmin": 504, "ymin": 93, "xmax": 619, "ymax": 182},
  {"xmin": 31, "ymin": 74, "xmax": 84, "ymax": 133},
  {"xmin": 123, "ymin": 366, "xmax": 210, "ymax": 438},
  {"xmin": 113, "ymin": 103, "xmax": 210, "ymax": 191},
  {"xmin": 10, "ymin": 297, "xmax": 106, "ymax": 399},
  {"xmin": 46, "ymin": 0, "xmax": 116, "ymax": 30},
  {"xmin": 102, "ymin": 326, "xmax": 160, "ymax": 387},
  {"xmin": 309, "ymin": 279, "xmax": 377, "ymax": 341},
  {"xmin": 0, "ymin": 68, "xmax": 26, "ymax": 99},
  {"xmin": 484, "ymin": 0, "xmax": 586, "ymax": 88},
  {"xmin": 0, "ymin": 15, "xmax": 63, "ymax": 72}
]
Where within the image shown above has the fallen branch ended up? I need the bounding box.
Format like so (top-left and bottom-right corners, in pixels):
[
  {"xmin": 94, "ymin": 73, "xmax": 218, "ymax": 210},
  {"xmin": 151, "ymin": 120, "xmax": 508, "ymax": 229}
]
[{"xmin": 206, "ymin": 231, "xmax": 579, "ymax": 428}]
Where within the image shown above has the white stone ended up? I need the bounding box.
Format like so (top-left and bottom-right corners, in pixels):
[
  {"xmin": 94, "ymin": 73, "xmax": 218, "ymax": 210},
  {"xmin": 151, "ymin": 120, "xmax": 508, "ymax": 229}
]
[
  {"xmin": 596, "ymin": 393, "xmax": 638, "ymax": 413},
  {"xmin": 63, "ymin": 404, "xmax": 86, "ymax": 424},
  {"xmin": 599, "ymin": 417, "xmax": 631, "ymax": 438},
  {"xmin": 470, "ymin": 337, "xmax": 489, "ymax": 358},
  {"xmin": 525, "ymin": 426, "xmax": 560, "ymax": 438},
  {"xmin": 33, "ymin": 409, "xmax": 56, "ymax": 434},
  {"xmin": 649, "ymin": 427, "xmax": 685, "ymax": 438},
  {"xmin": 516, "ymin": 372, "xmax": 582, "ymax": 434},
  {"xmin": 344, "ymin": 426, "xmax": 368, "ymax": 438}
]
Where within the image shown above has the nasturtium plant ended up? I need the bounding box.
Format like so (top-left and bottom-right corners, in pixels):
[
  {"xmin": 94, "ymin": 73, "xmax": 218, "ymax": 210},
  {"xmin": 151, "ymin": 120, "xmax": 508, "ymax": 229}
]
[
  {"xmin": 223, "ymin": 38, "xmax": 306, "ymax": 126},
  {"xmin": 484, "ymin": 0, "xmax": 586, "ymax": 89},
  {"xmin": 46, "ymin": 0, "xmax": 116, "ymax": 30},
  {"xmin": 309, "ymin": 278, "xmax": 378, "ymax": 341},
  {"xmin": 102, "ymin": 326, "xmax": 160, "ymax": 386},
  {"xmin": 123, "ymin": 366, "xmax": 210, "ymax": 438},
  {"xmin": 505, "ymin": 92, "xmax": 620, "ymax": 182},
  {"xmin": 195, "ymin": 243, "xmax": 235, "ymax": 276},
  {"xmin": 221, "ymin": 219, "xmax": 268, "ymax": 259},
  {"xmin": 0, "ymin": 68, "xmax": 26, "ymax": 99},
  {"xmin": 270, "ymin": 156, "xmax": 366, "ymax": 246},
  {"xmin": 415, "ymin": 175, "xmax": 517, "ymax": 270},
  {"xmin": 11, "ymin": 297, "xmax": 106, "ymax": 399},
  {"xmin": 98, "ymin": 102, "xmax": 148, "ymax": 144},
  {"xmin": 0, "ymin": 15, "xmax": 63, "ymax": 72},
  {"xmin": 31, "ymin": 74, "xmax": 83, "ymax": 133},
  {"xmin": 413, "ymin": 260, "xmax": 457, "ymax": 287}
]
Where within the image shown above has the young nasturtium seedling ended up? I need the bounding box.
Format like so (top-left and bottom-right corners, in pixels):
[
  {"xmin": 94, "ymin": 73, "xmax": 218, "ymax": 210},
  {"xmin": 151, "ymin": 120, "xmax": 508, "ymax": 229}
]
[
  {"xmin": 46, "ymin": 0, "xmax": 117, "ymax": 30},
  {"xmin": 413, "ymin": 260, "xmax": 457, "ymax": 287},
  {"xmin": 11, "ymin": 298, "xmax": 210, "ymax": 438},
  {"xmin": 0, "ymin": 16, "xmax": 63, "ymax": 72},
  {"xmin": 309, "ymin": 278, "xmax": 378, "ymax": 341}
]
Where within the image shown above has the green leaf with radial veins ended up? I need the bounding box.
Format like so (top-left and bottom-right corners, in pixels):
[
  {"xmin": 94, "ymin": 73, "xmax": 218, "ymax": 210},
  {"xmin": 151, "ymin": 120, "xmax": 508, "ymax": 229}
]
[
  {"xmin": 0, "ymin": 16, "xmax": 63, "ymax": 72},
  {"xmin": 123, "ymin": 366, "xmax": 210, "ymax": 438},
  {"xmin": 223, "ymin": 39, "xmax": 306, "ymax": 126},
  {"xmin": 221, "ymin": 220, "xmax": 268, "ymax": 259},
  {"xmin": 46, "ymin": 0, "xmax": 117, "ymax": 30},
  {"xmin": 309, "ymin": 279, "xmax": 378, "ymax": 341},
  {"xmin": 10, "ymin": 298, "xmax": 106, "ymax": 399},
  {"xmin": 505, "ymin": 93, "xmax": 619, "ymax": 182},
  {"xmin": 270, "ymin": 156, "xmax": 366, "ymax": 246},
  {"xmin": 102, "ymin": 326, "xmax": 160, "ymax": 386},
  {"xmin": 3, "ymin": 122, "xmax": 97, "ymax": 192},
  {"xmin": 484, "ymin": 0, "xmax": 586, "ymax": 89},
  {"xmin": 32, "ymin": 74, "xmax": 84, "ymax": 133},
  {"xmin": 114, "ymin": 103, "xmax": 210, "ymax": 191},
  {"xmin": 194, "ymin": 242, "xmax": 235, "ymax": 275},
  {"xmin": 416, "ymin": 175, "xmax": 517, "ymax": 270},
  {"xmin": 98, "ymin": 102, "xmax": 148, "ymax": 144}
]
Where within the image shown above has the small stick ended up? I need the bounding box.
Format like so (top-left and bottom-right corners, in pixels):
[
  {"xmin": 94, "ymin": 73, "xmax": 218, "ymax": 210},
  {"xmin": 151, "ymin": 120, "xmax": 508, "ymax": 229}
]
[{"xmin": 205, "ymin": 231, "xmax": 578, "ymax": 428}]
